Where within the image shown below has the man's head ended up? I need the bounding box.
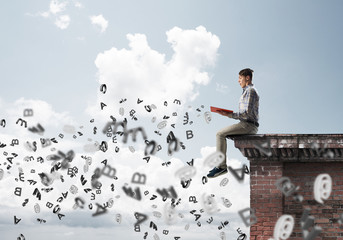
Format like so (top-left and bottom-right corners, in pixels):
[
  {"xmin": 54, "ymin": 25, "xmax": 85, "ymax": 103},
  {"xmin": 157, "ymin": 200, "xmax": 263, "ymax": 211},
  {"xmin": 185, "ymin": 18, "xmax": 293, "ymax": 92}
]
[{"xmin": 238, "ymin": 68, "xmax": 254, "ymax": 88}]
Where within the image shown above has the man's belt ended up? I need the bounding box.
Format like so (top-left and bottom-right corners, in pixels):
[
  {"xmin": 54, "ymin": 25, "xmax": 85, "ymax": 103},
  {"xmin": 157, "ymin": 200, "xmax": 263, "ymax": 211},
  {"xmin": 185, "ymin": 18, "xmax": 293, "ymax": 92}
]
[{"xmin": 246, "ymin": 120, "xmax": 259, "ymax": 127}]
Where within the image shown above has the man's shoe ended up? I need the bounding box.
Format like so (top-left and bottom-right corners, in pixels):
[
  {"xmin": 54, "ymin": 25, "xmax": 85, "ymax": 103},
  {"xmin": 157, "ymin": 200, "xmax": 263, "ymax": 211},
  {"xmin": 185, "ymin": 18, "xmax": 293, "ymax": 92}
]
[{"xmin": 207, "ymin": 167, "xmax": 228, "ymax": 178}]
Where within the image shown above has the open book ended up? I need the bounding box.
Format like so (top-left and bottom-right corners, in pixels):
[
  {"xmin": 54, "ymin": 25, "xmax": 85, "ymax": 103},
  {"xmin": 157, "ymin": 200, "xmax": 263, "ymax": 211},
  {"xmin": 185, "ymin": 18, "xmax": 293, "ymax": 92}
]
[{"xmin": 210, "ymin": 106, "xmax": 233, "ymax": 114}]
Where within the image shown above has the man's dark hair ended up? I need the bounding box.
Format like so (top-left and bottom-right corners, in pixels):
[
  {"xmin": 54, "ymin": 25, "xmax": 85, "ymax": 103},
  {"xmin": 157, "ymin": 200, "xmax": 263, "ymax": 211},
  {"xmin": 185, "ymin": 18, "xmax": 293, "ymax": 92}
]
[{"xmin": 239, "ymin": 68, "xmax": 254, "ymax": 79}]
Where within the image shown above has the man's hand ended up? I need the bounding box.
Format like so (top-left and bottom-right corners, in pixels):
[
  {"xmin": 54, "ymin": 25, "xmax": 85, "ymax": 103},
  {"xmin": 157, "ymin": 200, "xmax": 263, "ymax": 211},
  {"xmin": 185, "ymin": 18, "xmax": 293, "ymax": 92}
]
[{"xmin": 217, "ymin": 110, "xmax": 233, "ymax": 118}]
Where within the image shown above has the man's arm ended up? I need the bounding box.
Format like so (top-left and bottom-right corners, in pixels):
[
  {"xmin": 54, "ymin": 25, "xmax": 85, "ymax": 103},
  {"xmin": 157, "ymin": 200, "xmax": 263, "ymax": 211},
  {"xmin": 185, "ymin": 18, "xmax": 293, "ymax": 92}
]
[{"xmin": 217, "ymin": 110, "xmax": 233, "ymax": 118}]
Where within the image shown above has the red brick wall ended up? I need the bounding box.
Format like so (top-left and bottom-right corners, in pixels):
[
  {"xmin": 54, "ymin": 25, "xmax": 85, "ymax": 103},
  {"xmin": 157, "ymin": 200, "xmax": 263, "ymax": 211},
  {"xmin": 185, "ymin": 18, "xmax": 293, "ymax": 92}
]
[
  {"xmin": 250, "ymin": 161, "xmax": 343, "ymax": 239},
  {"xmin": 283, "ymin": 162, "xmax": 343, "ymax": 239},
  {"xmin": 232, "ymin": 134, "xmax": 343, "ymax": 239},
  {"xmin": 250, "ymin": 161, "xmax": 283, "ymax": 240}
]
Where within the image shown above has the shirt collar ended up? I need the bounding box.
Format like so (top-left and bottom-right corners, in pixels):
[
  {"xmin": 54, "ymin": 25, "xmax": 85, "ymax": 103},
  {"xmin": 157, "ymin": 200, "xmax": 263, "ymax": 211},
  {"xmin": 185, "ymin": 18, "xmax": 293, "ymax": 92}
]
[{"xmin": 242, "ymin": 83, "xmax": 253, "ymax": 93}]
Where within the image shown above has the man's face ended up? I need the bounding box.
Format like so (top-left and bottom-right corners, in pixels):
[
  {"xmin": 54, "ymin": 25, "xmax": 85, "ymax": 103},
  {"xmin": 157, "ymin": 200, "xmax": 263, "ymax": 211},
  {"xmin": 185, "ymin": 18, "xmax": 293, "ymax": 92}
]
[{"xmin": 238, "ymin": 75, "xmax": 250, "ymax": 88}]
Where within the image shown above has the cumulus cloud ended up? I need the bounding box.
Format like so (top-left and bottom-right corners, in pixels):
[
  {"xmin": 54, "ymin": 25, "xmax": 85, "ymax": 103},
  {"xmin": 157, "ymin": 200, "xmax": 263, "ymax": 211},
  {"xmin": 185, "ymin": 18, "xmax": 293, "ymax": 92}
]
[
  {"xmin": 38, "ymin": 0, "xmax": 68, "ymax": 18},
  {"xmin": 0, "ymin": 25, "xmax": 251, "ymax": 238},
  {"xmin": 38, "ymin": 11, "xmax": 50, "ymax": 18},
  {"xmin": 87, "ymin": 26, "xmax": 220, "ymax": 119},
  {"xmin": 49, "ymin": 0, "xmax": 68, "ymax": 15},
  {"xmin": 0, "ymin": 95, "xmax": 250, "ymax": 239},
  {"xmin": 74, "ymin": 1, "xmax": 83, "ymax": 8},
  {"xmin": 1, "ymin": 98, "xmax": 75, "ymax": 131},
  {"xmin": 26, "ymin": 0, "xmax": 71, "ymax": 30},
  {"xmin": 54, "ymin": 14, "xmax": 70, "ymax": 29},
  {"xmin": 90, "ymin": 14, "xmax": 109, "ymax": 33}
]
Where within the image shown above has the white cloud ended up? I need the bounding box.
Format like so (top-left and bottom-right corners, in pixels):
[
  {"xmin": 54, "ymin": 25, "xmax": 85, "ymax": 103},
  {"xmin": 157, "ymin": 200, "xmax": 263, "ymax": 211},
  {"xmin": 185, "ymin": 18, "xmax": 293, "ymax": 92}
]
[
  {"xmin": 87, "ymin": 26, "xmax": 220, "ymax": 119},
  {"xmin": 49, "ymin": 0, "xmax": 68, "ymax": 15},
  {"xmin": 0, "ymin": 97, "xmax": 76, "ymax": 136},
  {"xmin": 26, "ymin": 0, "xmax": 70, "ymax": 29},
  {"xmin": 167, "ymin": 26, "xmax": 219, "ymax": 69},
  {"xmin": 0, "ymin": 138, "xmax": 250, "ymax": 234},
  {"xmin": 37, "ymin": 0, "xmax": 68, "ymax": 18},
  {"xmin": 90, "ymin": 14, "xmax": 109, "ymax": 33},
  {"xmin": 55, "ymin": 15, "xmax": 70, "ymax": 29},
  {"xmin": 74, "ymin": 1, "xmax": 83, "ymax": 8},
  {"xmin": 39, "ymin": 11, "xmax": 50, "ymax": 18},
  {"xmin": 0, "ymin": 96, "xmax": 250, "ymax": 239}
]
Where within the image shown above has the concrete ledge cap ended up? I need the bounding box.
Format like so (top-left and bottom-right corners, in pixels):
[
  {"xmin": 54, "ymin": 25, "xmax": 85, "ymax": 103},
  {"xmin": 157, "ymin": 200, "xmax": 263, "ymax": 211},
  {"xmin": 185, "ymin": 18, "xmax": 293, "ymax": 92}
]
[{"xmin": 229, "ymin": 134, "xmax": 343, "ymax": 162}]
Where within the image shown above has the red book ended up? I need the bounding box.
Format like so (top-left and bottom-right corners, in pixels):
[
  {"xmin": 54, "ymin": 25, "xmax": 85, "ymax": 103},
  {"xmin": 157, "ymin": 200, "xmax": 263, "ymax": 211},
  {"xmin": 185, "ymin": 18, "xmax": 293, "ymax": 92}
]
[{"xmin": 210, "ymin": 106, "xmax": 233, "ymax": 114}]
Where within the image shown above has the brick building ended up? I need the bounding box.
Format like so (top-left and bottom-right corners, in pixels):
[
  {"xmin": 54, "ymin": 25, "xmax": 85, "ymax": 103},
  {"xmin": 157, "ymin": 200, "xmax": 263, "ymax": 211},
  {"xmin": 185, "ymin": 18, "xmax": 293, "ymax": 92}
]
[{"xmin": 232, "ymin": 134, "xmax": 343, "ymax": 240}]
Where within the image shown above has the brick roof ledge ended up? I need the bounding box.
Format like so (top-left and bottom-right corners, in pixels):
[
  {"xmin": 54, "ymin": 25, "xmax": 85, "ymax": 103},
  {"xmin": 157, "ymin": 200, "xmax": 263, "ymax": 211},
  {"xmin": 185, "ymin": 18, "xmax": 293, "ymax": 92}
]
[
  {"xmin": 229, "ymin": 134, "xmax": 343, "ymax": 239},
  {"xmin": 229, "ymin": 134, "xmax": 343, "ymax": 162}
]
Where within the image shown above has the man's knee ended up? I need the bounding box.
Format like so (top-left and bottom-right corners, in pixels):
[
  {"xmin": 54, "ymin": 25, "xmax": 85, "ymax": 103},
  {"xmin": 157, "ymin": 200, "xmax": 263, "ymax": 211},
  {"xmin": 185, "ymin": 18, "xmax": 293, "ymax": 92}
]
[{"xmin": 216, "ymin": 131, "xmax": 226, "ymax": 139}]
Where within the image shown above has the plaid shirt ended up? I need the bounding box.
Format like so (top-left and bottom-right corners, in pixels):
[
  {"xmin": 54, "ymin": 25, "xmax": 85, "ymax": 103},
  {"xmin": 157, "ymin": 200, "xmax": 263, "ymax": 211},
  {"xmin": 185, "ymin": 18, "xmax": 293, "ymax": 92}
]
[{"xmin": 232, "ymin": 84, "xmax": 259, "ymax": 123}]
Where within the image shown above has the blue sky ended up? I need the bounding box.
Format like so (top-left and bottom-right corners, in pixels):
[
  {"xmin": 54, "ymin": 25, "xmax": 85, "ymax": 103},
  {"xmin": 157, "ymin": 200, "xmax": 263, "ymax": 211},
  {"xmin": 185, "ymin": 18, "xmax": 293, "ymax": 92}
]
[
  {"xmin": 1, "ymin": 0, "xmax": 343, "ymax": 239},
  {"xmin": 2, "ymin": 0, "xmax": 343, "ymax": 133}
]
